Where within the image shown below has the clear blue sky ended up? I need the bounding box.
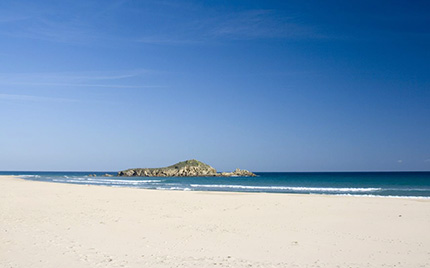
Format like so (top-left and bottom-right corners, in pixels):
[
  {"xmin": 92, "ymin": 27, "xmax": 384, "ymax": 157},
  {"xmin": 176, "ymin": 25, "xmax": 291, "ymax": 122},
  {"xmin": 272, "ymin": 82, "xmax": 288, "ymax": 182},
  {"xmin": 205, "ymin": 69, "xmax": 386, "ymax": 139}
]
[{"xmin": 0, "ymin": 0, "xmax": 429, "ymax": 171}]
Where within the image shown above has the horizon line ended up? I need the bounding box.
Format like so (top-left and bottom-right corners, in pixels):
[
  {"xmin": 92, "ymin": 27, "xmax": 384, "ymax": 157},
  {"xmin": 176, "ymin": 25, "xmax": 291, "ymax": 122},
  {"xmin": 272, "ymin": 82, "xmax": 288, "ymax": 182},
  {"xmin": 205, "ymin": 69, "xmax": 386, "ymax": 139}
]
[{"xmin": 1, "ymin": 170, "xmax": 429, "ymax": 173}]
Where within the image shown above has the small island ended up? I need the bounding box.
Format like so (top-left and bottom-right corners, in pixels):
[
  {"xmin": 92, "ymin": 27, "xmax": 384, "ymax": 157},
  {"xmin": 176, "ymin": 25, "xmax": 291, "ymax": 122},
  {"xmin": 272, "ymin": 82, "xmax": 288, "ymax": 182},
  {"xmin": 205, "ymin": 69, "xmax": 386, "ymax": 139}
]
[{"xmin": 117, "ymin": 159, "xmax": 256, "ymax": 177}]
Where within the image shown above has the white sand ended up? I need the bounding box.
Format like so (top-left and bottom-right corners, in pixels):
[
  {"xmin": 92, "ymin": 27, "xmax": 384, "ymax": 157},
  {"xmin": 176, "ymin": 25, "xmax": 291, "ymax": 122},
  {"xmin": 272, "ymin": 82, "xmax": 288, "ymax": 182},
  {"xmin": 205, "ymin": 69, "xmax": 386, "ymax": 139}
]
[{"xmin": 0, "ymin": 175, "xmax": 429, "ymax": 268}]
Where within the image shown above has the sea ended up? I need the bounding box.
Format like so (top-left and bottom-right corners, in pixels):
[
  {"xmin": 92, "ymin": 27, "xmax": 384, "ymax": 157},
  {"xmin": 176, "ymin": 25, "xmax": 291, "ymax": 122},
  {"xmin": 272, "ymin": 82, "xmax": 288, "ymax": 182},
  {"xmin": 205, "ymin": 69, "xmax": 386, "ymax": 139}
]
[{"xmin": 1, "ymin": 171, "xmax": 430, "ymax": 199}]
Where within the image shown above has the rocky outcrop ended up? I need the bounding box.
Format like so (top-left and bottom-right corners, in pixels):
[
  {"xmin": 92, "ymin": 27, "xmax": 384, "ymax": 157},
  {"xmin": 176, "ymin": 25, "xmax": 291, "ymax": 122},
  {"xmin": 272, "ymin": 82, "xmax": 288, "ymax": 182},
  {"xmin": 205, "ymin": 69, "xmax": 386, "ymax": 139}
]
[
  {"xmin": 219, "ymin": 168, "xmax": 257, "ymax": 177},
  {"xmin": 88, "ymin": 174, "xmax": 114, "ymax": 177},
  {"xmin": 117, "ymin": 159, "xmax": 256, "ymax": 177},
  {"xmin": 118, "ymin": 159, "xmax": 217, "ymax": 177}
]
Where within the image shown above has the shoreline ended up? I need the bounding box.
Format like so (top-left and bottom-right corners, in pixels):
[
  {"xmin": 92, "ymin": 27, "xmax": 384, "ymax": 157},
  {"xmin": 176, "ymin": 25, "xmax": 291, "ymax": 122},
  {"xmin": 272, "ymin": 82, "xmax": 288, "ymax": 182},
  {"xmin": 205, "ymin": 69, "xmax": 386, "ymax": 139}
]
[
  {"xmin": 7, "ymin": 175, "xmax": 430, "ymax": 200},
  {"xmin": 1, "ymin": 175, "xmax": 429, "ymax": 267}
]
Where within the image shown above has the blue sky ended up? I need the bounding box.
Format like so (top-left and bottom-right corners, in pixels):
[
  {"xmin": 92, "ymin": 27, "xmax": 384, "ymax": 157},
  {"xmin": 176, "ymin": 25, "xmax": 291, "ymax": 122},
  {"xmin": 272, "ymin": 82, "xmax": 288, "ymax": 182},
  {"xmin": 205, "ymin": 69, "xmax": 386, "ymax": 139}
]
[{"xmin": 0, "ymin": 0, "xmax": 429, "ymax": 171}]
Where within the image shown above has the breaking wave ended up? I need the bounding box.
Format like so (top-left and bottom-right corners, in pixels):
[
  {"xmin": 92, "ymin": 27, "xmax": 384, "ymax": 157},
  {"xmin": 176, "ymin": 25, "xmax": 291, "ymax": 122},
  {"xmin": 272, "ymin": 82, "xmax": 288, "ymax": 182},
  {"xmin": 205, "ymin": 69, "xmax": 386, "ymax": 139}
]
[
  {"xmin": 190, "ymin": 184, "xmax": 382, "ymax": 192},
  {"xmin": 52, "ymin": 178, "xmax": 162, "ymax": 185}
]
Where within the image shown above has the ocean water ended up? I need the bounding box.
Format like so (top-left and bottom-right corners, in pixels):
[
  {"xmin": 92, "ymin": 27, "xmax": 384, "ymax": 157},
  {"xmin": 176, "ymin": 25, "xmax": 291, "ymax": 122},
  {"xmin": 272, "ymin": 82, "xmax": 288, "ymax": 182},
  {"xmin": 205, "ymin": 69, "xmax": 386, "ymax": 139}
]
[{"xmin": 1, "ymin": 171, "xmax": 430, "ymax": 199}]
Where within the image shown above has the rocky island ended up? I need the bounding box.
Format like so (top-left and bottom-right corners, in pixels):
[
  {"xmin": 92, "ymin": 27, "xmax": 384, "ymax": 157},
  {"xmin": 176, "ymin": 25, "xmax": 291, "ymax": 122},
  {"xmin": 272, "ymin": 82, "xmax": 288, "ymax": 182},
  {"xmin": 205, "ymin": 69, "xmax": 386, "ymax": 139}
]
[{"xmin": 117, "ymin": 159, "xmax": 256, "ymax": 177}]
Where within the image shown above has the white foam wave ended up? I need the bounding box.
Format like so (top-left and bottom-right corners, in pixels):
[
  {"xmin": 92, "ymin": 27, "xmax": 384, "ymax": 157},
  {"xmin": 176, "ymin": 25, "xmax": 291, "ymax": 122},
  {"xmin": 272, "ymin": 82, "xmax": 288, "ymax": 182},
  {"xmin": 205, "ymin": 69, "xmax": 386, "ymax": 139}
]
[
  {"xmin": 86, "ymin": 178, "xmax": 162, "ymax": 183},
  {"xmin": 189, "ymin": 184, "xmax": 381, "ymax": 192},
  {"xmin": 385, "ymin": 188, "xmax": 430, "ymax": 192},
  {"xmin": 336, "ymin": 194, "xmax": 430, "ymax": 200},
  {"xmin": 18, "ymin": 175, "xmax": 41, "ymax": 178},
  {"xmin": 156, "ymin": 187, "xmax": 191, "ymax": 191},
  {"xmin": 53, "ymin": 178, "xmax": 161, "ymax": 185}
]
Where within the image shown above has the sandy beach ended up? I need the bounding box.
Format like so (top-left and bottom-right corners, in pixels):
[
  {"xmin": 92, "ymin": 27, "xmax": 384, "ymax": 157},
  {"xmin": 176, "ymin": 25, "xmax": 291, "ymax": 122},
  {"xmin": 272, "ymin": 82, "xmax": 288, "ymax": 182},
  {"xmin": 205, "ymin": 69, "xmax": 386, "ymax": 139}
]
[{"xmin": 0, "ymin": 175, "xmax": 429, "ymax": 268}]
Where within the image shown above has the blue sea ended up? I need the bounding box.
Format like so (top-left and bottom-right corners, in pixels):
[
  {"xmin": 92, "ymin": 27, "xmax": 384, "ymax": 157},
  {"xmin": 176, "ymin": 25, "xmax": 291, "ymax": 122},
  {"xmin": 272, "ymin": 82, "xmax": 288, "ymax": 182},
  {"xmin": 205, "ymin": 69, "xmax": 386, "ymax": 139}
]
[{"xmin": 1, "ymin": 171, "xmax": 430, "ymax": 199}]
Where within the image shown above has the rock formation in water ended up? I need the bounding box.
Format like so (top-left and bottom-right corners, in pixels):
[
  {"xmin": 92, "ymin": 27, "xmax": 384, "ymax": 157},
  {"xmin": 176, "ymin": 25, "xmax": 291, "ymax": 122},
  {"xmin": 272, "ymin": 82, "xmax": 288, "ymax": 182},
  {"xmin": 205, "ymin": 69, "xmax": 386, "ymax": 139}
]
[
  {"xmin": 88, "ymin": 173, "xmax": 113, "ymax": 177},
  {"xmin": 218, "ymin": 168, "xmax": 256, "ymax": 177},
  {"xmin": 117, "ymin": 159, "xmax": 256, "ymax": 177}
]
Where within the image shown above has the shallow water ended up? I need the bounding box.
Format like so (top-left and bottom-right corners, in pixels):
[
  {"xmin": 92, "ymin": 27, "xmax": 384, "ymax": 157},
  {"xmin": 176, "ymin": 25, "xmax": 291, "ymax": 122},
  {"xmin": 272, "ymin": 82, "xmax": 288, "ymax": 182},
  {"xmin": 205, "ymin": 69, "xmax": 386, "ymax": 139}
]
[{"xmin": 2, "ymin": 171, "xmax": 430, "ymax": 198}]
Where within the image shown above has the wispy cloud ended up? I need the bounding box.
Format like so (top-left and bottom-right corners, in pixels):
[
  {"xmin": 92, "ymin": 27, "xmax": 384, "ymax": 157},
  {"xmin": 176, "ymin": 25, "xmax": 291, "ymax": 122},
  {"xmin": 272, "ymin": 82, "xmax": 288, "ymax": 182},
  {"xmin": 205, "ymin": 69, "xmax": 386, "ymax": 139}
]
[
  {"xmin": 0, "ymin": 14, "xmax": 103, "ymax": 45},
  {"xmin": 137, "ymin": 9, "xmax": 326, "ymax": 45},
  {"xmin": 0, "ymin": 93, "xmax": 78, "ymax": 103},
  {"xmin": 0, "ymin": 1, "xmax": 124, "ymax": 44},
  {"xmin": 3, "ymin": 82, "xmax": 164, "ymax": 89},
  {"xmin": 1, "ymin": 1, "xmax": 325, "ymax": 46},
  {"xmin": 210, "ymin": 10, "xmax": 322, "ymax": 40},
  {"xmin": 0, "ymin": 70, "xmax": 165, "ymax": 89},
  {"xmin": 0, "ymin": 15, "xmax": 31, "ymax": 24},
  {"xmin": 138, "ymin": 36, "xmax": 204, "ymax": 45}
]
